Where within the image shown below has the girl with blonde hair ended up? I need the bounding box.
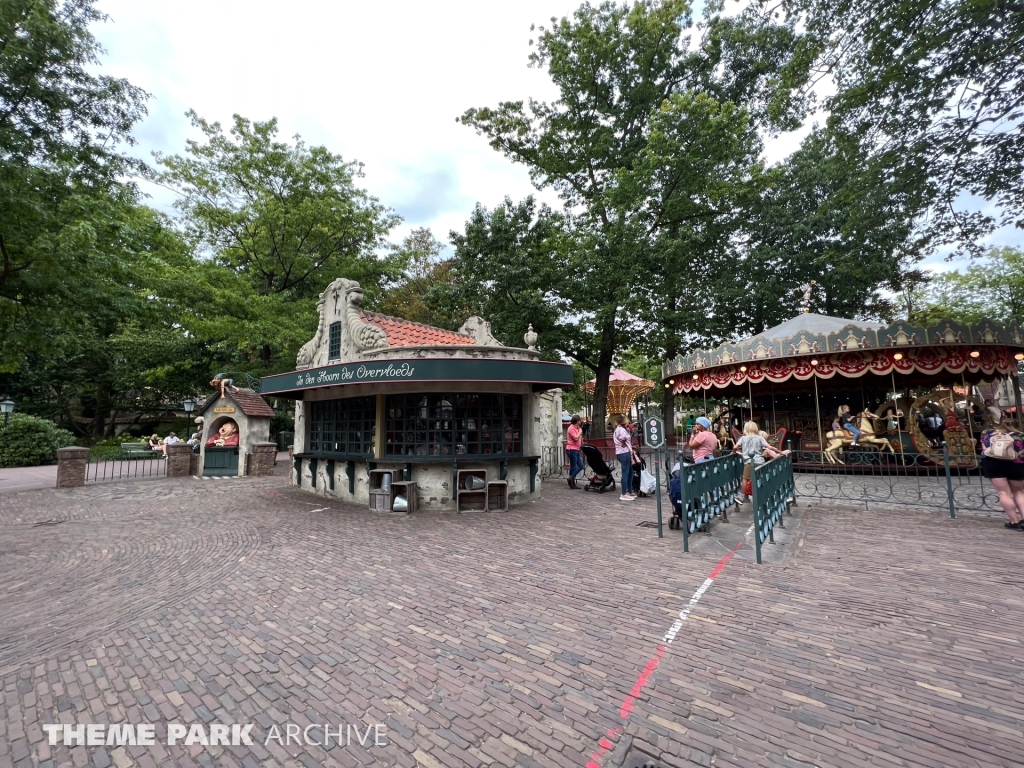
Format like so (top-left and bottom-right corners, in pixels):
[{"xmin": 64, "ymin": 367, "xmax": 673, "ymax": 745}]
[{"xmin": 734, "ymin": 422, "xmax": 768, "ymax": 503}]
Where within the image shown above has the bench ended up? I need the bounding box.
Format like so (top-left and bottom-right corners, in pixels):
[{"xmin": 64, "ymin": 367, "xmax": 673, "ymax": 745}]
[{"xmin": 121, "ymin": 443, "xmax": 155, "ymax": 459}]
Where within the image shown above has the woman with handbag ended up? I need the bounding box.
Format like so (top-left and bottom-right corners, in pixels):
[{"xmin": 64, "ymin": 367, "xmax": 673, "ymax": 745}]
[
  {"xmin": 734, "ymin": 421, "xmax": 768, "ymax": 504},
  {"xmin": 613, "ymin": 414, "xmax": 636, "ymax": 502},
  {"xmin": 979, "ymin": 419, "xmax": 1024, "ymax": 529}
]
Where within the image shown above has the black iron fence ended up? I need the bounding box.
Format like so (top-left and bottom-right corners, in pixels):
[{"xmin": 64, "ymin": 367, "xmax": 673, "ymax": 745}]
[
  {"xmin": 790, "ymin": 445, "xmax": 1004, "ymax": 517},
  {"xmin": 85, "ymin": 454, "xmax": 167, "ymax": 484}
]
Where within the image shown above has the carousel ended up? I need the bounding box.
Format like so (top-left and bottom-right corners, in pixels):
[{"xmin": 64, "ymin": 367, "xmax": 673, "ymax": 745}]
[
  {"xmin": 583, "ymin": 369, "xmax": 656, "ymax": 428},
  {"xmin": 663, "ymin": 312, "xmax": 1024, "ymax": 469}
]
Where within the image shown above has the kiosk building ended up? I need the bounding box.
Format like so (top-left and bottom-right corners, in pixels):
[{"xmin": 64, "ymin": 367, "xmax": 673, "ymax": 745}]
[{"xmin": 260, "ymin": 277, "xmax": 573, "ymax": 510}]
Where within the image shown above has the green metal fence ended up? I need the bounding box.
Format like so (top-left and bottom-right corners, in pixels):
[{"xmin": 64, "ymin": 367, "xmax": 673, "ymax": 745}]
[
  {"xmin": 750, "ymin": 453, "xmax": 796, "ymax": 564},
  {"xmin": 676, "ymin": 453, "xmax": 743, "ymax": 553}
]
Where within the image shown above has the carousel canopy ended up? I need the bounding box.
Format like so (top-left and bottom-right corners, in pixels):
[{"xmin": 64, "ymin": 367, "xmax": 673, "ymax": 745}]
[
  {"xmin": 583, "ymin": 369, "xmax": 655, "ymax": 415},
  {"xmin": 664, "ymin": 313, "xmax": 1024, "ymax": 395}
]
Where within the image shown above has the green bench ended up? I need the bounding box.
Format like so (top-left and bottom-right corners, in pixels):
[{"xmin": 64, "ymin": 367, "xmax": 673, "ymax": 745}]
[{"xmin": 121, "ymin": 442, "xmax": 156, "ymax": 459}]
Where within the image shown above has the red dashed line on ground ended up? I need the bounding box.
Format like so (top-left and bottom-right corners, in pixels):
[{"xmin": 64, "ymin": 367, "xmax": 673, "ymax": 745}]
[{"xmin": 587, "ymin": 542, "xmax": 743, "ymax": 768}]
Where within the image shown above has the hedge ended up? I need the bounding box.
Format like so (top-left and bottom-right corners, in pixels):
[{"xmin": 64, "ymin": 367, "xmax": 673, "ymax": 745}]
[{"xmin": 0, "ymin": 413, "xmax": 77, "ymax": 468}]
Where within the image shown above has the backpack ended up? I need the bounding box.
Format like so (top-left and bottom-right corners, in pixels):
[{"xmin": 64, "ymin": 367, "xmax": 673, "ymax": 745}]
[{"xmin": 984, "ymin": 432, "xmax": 1018, "ymax": 461}]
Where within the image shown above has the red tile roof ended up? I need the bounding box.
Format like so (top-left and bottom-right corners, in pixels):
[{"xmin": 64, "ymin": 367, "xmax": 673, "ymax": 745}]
[
  {"xmin": 359, "ymin": 311, "xmax": 476, "ymax": 348},
  {"xmin": 226, "ymin": 388, "xmax": 276, "ymax": 418}
]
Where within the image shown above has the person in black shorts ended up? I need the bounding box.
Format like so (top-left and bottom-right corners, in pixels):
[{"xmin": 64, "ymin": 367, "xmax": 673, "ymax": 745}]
[{"xmin": 979, "ymin": 419, "xmax": 1024, "ymax": 529}]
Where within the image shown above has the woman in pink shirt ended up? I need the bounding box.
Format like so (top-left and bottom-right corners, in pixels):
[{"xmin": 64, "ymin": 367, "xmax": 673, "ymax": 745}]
[
  {"xmin": 688, "ymin": 417, "xmax": 719, "ymax": 462},
  {"xmin": 566, "ymin": 415, "xmax": 584, "ymax": 489}
]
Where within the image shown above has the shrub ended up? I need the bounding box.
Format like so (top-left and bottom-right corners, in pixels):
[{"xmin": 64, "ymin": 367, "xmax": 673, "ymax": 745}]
[{"xmin": 0, "ymin": 413, "xmax": 77, "ymax": 467}]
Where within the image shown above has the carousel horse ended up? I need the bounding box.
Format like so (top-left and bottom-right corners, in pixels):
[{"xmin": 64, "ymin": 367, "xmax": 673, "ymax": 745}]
[{"xmin": 823, "ymin": 414, "xmax": 895, "ymax": 464}]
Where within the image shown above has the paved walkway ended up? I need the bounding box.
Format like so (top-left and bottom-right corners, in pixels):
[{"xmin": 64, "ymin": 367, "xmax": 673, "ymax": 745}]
[
  {"xmin": 0, "ymin": 464, "xmax": 57, "ymax": 494},
  {"xmin": 0, "ymin": 471, "xmax": 1022, "ymax": 768}
]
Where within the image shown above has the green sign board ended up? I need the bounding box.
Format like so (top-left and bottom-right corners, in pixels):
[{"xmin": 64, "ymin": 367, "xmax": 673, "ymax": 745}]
[
  {"xmin": 644, "ymin": 416, "xmax": 665, "ymax": 449},
  {"xmin": 260, "ymin": 357, "xmax": 575, "ymax": 397}
]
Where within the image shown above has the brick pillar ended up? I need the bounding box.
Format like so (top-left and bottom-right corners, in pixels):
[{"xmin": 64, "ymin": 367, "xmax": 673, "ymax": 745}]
[
  {"xmin": 247, "ymin": 442, "xmax": 278, "ymax": 477},
  {"xmin": 56, "ymin": 447, "xmax": 89, "ymax": 488},
  {"xmin": 166, "ymin": 444, "xmax": 194, "ymax": 477},
  {"xmin": 189, "ymin": 452, "xmax": 200, "ymax": 476}
]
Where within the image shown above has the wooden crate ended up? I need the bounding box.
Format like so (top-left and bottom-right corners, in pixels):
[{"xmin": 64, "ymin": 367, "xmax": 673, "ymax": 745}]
[
  {"xmin": 391, "ymin": 481, "xmax": 417, "ymax": 514},
  {"xmin": 487, "ymin": 481, "xmax": 508, "ymax": 512},
  {"xmin": 457, "ymin": 490, "xmax": 487, "ymax": 512},
  {"xmin": 369, "ymin": 469, "xmax": 394, "ymax": 491},
  {"xmin": 369, "ymin": 489, "xmax": 392, "ymax": 512},
  {"xmin": 457, "ymin": 469, "xmax": 487, "ymax": 491}
]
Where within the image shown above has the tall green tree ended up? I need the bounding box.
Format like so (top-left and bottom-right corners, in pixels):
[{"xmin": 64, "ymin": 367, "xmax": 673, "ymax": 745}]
[
  {"xmin": 747, "ymin": 0, "xmax": 1024, "ymax": 252},
  {"xmin": 154, "ymin": 113, "xmax": 403, "ymax": 374},
  {"xmin": 0, "ymin": 0, "xmax": 148, "ymax": 372},
  {"xmin": 376, "ymin": 228, "xmax": 472, "ymax": 330},
  {"xmin": 909, "ymin": 247, "xmax": 1024, "ymax": 326},
  {"xmin": 460, "ymin": 0, "xmax": 793, "ymax": 434}
]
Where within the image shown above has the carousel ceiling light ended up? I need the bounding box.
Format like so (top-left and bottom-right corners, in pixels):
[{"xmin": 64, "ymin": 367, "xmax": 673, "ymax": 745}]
[
  {"xmin": 810, "ymin": 359, "xmax": 818, "ymax": 366},
  {"xmin": 665, "ymin": 383, "xmax": 670, "ymax": 388},
  {"xmin": 692, "ymin": 374, "xmax": 698, "ymax": 380},
  {"xmin": 1016, "ymin": 353, "xmax": 1024, "ymax": 361},
  {"xmin": 970, "ymin": 350, "xmax": 980, "ymax": 358},
  {"xmin": 893, "ymin": 353, "xmax": 903, "ymax": 361},
  {"xmin": 740, "ymin": 365, "xmax": 748, "ymax": 372}
]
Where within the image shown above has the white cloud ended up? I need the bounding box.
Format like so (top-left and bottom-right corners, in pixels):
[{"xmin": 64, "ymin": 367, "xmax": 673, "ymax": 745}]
[
  {"xmin": 94, "ymin": 0, "xmax": 1022, "ymax": 265},
  {"xmin": 94, "ymin": 0, "xmax": 576, "ymax": 244}
]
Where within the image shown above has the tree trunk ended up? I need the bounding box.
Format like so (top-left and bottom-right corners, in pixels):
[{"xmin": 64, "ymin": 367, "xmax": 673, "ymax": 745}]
[
  {"xmin": 661, "ymin": 343, "xmax": 678, "ymax": 442},
  {"xmin": 261, "ymin": 343, "xmax": 272, "ymax": 363},
  {"xmin": 104, "ymin": 411, "xmax": 118, "ymax": 439},
  {"xmin": 589, "ymin": 320, "xmax": 617, "ymax": 439}
]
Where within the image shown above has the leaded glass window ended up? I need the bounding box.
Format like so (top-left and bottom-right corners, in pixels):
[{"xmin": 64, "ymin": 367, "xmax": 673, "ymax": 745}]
[
  {"xmin": 328, "ymin": 322, "xmax": 342, "ymax": 360},
  {"xmin": 384, "ymin": 394, "xmax": 523, "ymax": 457},
  {"xmin": 308, "ymin": 396, "xmax": 376, "ymax": 456}
]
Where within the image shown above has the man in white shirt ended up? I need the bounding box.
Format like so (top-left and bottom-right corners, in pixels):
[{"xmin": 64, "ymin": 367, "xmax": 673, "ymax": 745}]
[{"xmin": 163, "ymin": 432, "xmax": 181, "ymax": 446}]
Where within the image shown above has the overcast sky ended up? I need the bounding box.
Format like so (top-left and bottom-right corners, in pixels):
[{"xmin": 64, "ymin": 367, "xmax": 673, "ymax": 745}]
[{"xmin": 93, "ymin": 0, "xmax": 1016, "ymax": 272}]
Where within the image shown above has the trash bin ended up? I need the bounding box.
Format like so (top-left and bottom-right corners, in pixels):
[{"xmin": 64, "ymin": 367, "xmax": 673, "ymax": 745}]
[{"xmin": 276, "ymin": 431, "xmax": 293, "ymax": 452}]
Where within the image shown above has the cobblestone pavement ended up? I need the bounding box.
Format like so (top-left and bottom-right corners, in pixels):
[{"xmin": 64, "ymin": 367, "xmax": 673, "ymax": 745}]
[{"xmin": 1, "ymin": 470, "xmax": 1023, "ymax": 768}]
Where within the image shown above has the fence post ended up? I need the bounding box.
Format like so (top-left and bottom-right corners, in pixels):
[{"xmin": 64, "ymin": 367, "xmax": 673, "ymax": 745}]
[
  {"xmin": 942, "ymin": 441, "xmax": 956, "ymax": 519},
  {"xmin": 680, "ymin": 457, "xmax": 690, "ymax": 554},
  {"xmin": 165, "ymin": 444, "xmax": 193, "ymax": 477},
  {"xmin": 56, "ymin": 447, "xmax": 89, "ymax": 488}
]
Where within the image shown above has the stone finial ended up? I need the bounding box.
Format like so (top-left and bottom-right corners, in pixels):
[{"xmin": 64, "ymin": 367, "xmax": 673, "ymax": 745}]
[{"xmin": 524, "ymin": 324, "xmax": 538, "ymax": 351}]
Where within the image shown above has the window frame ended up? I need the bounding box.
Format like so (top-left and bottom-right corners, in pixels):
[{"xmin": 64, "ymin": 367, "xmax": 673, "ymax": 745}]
[
  {"xmin": 384, "ymin": 393, "xmax": 523, "ymax": 459},
  {"xmin": 307, "ymin": 396, "xmax": 376, "ymax": 457}
]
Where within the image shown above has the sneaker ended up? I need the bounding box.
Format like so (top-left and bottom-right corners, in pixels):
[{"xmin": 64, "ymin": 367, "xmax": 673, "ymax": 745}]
[
  {"xmin": 735, "ymin": 495, "xmax": 746, "ymax": 504},
  {"xmin": 619, "ymin": 495, "xmax": 634, "ymax": 501}
]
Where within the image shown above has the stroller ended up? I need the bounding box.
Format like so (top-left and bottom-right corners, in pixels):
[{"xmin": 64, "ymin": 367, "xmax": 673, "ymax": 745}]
[{"xmin": 581, "ymin": 444, "xmax": 616, "ymax": 494}]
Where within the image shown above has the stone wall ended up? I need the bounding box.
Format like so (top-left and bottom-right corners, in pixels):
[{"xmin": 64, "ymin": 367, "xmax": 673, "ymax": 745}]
[{"xmin": 295, "ymin": 459, "xmax": 538, "ymax": 511}]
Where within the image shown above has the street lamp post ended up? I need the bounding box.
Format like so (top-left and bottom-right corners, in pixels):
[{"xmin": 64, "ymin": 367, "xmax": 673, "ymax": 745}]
[
  {"xmin": 0, "ymin": 398, "xmax": 14, "ymax": 428},
  {"xmin": 183, "ymin": 398, "xmax": 195, "ymax": 416}
]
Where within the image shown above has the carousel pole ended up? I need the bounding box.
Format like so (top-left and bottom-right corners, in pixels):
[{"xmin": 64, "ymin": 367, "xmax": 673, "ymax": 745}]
[
  {"xmin": 961, "ymin": 371, "xmax": 976, "ymax": 446},
  {"xmin": 771, "ymin": 381, "xmax": 777, "ymax": 435},
  {"xmin": 748, "ymin": 379, "xmax": 754, "ymax": 428},
  {"xmin": 891, "ymin": 370, "xmax": 905, "ymax": 463},
  {"xmin": 1014, "ymin": 371, "xmax": 1024, "ymax": 432},
  {"xmin": 812, "ymin": 366, "xmax": 824, "ymax": 466}
]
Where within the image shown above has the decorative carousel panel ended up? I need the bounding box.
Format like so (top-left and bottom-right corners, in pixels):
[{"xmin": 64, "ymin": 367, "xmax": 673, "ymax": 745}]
[
  {"xmin": 877, "ymin": 321, "xmax": 929, "ymax": 347},
  {"xmin": 930, "ymin": 320, "xmax": 971, "ymax": 346},
  {"xmin": 827, "ymin": 324, "xmax": 878, "ymax": 352},
  {"xmin": 971, "ymin": 320, "xmax": 1006, "ymax": 345},
  {"xmin": 744, "ymin": 337, "xmax": 782, "ymax": 361},
  {"xmin": 782, "ymin": 330, "xmax": 828, "ymax": 357},
  {"xmin": 713, "ymin": 343, "xmax": 744, "ymax": 366}
]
